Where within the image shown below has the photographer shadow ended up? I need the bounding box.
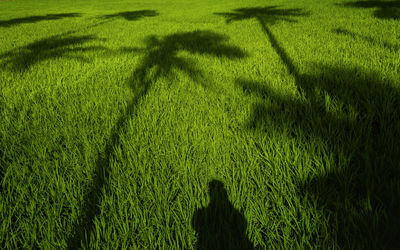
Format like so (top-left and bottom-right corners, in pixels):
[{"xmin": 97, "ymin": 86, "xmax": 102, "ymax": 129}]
[{"xmin": 192, "ymin": 180, "xmax": 254, "ymax": 250}]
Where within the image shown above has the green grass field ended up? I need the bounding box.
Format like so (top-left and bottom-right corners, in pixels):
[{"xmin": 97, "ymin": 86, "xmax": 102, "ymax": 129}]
[{"xmin": 1, "ymin": 0, "xmax": 399, "ymax": 248}]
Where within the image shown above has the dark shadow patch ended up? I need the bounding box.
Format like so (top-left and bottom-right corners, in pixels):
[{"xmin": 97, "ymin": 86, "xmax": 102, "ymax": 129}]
[
  {"xmin": 340, "ymin": 0, "xmax": 400, "ymax": 19},
  {"xmin": 0, "ymin": 13, "xmax": 81, "ymax": 27},
  {"xmin": 192, "ymin": 179, "xmax": 254, "ymax": 250},
  {"xmin": 67, "ymin": 30, "xmax": 246, "ymax": 249},
  {"xmin": 0, "ymin": 33, "xmax": 107, "ymax": 71},
  {"xmin": 100, "ymin": 10, "xmax": 158, "ymax": 21},
  {"xmin": 236, "ymin": 64, "xmax": 400, "ymax": 248},
  {"xmin": 333, "ymin": 27, "xmax": 400, "ymax": 51},
  {"xmin": 218, "ymin": 4, "xmax": 399, "ymax": 248},
  {"xmin": 214, "ymin": 6, "xmax": 309, "ymax": 25}
]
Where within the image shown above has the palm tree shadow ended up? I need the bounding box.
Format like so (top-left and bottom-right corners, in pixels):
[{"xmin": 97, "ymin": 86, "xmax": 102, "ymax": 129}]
[
  {"xmin": 215, "ymin": 6, "xmax": 309, "ymax": 25},
  {"xmin": 0, "ymin": 33, "xmax": 107, "ymax": 71},
  {"xmin": 219, "ymin": 4, "xmax": 399, "ymax": 248},
  {"xmin": 214, "ymin": 6, "xmax": 309, "ymax": 78},
  {"xmin": 0, "ymin": 13, "xmax": 81, "ymax": 27},
  {"xmin": 236, "ymin": 62, "xmax": 400, "ymax": 248},
  {"xmin": 339, "ymin": 0, "xmax": 400, "ymax": 19},
  {"xmin": 100, "ymin": 10, "xmax": 158, "ymax": 21},
  {"xmin": 192, "ymin": 180, "xmax": 254, "ymax": 250},
  {"xmin": 67, "ymin": 30, "xmax": 246, "ymax": 249}
]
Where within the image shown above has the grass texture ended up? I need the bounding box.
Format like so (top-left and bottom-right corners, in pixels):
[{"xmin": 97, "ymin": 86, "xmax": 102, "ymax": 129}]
[{"xmin": 1, "ymin": 0, "xmax": 399, "ymax": 248}]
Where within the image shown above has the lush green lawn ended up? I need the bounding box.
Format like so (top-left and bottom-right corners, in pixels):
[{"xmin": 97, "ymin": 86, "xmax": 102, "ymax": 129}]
[{"xmin": 1, "ymin": 0, "xmax": 399, "ymax": 248}]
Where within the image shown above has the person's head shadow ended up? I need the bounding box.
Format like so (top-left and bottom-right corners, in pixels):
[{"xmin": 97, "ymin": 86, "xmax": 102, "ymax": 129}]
[
  {"xmin": 0, "ymin": 13, "xmax": 81, "ymax": 27},
  {"xmin": 100, "ymin": 10, "xmax": 158, "ymax": 21},
  {"xmin": 192, "ymin": 180, "xmax": 254, "ymax": 250},
  {"xmin": 339, "ymin": 0, "xmax": 400, "ymax": 19}
]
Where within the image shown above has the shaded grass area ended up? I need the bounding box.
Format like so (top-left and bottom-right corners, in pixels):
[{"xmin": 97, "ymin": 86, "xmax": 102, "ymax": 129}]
[
  {"xmin": 0, "ymin": 0, "xmax": 399, "ymax": 248},
  {"xmin": 0, "ymin": 33, "xmax": 106, "ymax": 71},
  {"xmin": 101, "ymin": 10, "xmax": 158, "ymax": 21},
  {"xmin": 217, "ymin": 4, "xmax": 400, "ymax": 248},
  {"xmin": 0, "ymin": 13, "xmax": 81, "ymax": 27},
  {"xmin": 341, "ymin": 0, "xmax": 400, "ymax": 19},
  {"xmin": 67, "ymin": 29, "xmax": 247, "ymax": 249}
]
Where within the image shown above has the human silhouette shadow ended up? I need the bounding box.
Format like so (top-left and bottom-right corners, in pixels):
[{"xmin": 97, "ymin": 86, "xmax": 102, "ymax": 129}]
[
  {"xmin": 236, "ymin": 63, "xmax": 400, "ymax": 248},
  {"xmin": 67, "ymin": 30, "xmax": 246, "ymax": 249},
  {"xmin": 0, "ymin": 13, "xmax": 81, "ymax": 27},
  {"xmin": 192, "ymin": 180, "xmax": 254, "ymax": 250},
  {"xmin": 333, "ymin": 27, "xmax": 400, "ymax": 51},
  {"xmin": 340, "ymin": 0, "xmax": 400, "ymax": 19},
  {"xmin": 100, "ymin": 10, "xmax": 158, "ymax": 21},
  {"xmin": 0, "ymin": 33, "xmax": 107, "ymax": 71}
]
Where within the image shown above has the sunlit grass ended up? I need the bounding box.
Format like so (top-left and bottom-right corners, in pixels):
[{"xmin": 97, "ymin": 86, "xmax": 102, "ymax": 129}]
[{"xmin": 1, "ymin": 0, "xmax": 399, "ymax": 248}]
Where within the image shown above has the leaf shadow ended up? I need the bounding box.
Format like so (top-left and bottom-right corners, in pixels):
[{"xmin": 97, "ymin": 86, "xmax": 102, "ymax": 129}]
[
  {"xmin": 0, "ymin": 13, "xmax": 81, "ymax": 27},
  {"xmin": 100, "ymin": 10, "xmax": 158, "ymax": 21},
  {"xmin": 0, "ymin": 33, "xmax": 108, "ymax": 72},
  {"xmin": 218, "ymin": 4, "xmax": 399, "ymax": 248},
  {"xmin": 236, "ymin": 63, "xmax": 400, "ymax": 248},
  {"xmin": 339, "ymin": 0, "xmax": 400, "ymax": 19},
  {"xmin": 214, "ymin": 6, "xmax": 309, "ymax": 25}
]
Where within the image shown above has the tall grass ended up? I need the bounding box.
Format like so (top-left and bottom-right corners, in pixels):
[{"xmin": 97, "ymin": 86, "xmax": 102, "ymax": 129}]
[{"xmin": 1, "ymin": 0, "xmax": 399, "ymax": 248}]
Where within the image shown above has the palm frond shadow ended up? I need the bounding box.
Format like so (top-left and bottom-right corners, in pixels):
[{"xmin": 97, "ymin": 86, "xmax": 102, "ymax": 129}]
[
  {"xmin": 214, "ymin": 5, "xmax": 308, "ymax": 77},
  {"xmin": 0, "ymin": 13, "xmax": 81, "ymax": 27},
  {"xmin": 192, "ymin": 179, "xmax": 254, "ymax": 250},
  {"xmin": 100, "ymin": 10, "xmax": 158, "ymax": 21},
  {"xmin": 0, "ymin": 33, "xmax": 108, "ymax": 71},
  {"xmin": 218, "ymin": 4, "xmax": 399, "ymax": 248},
  {"xmin": 214, "ymin": 6, "xmax": 309, "ymax": 25},
  {"xmin": 339, "ymin": 0, "xmax": 400, "ymax": 19},
  {"xmin": 236, "ymin": 64, "xmax": 400, "ymax": 248},
  {"xmin": 67, "ymin": 30, "xmax": 246, "ymax": 249}
]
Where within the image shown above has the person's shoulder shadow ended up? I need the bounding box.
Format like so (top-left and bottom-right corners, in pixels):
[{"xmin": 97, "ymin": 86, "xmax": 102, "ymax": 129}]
[{"xmin": 192, "ymin": 180, "xmax": 254, "ymax": 250}]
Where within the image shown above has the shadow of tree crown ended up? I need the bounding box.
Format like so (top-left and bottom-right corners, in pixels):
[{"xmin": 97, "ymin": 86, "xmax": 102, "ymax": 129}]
[
  {"xmin": 215, "ymin": 6, "xmax": 309, "ymax": 24},
  {"xmin": 126, "ymin": 30, "xmax": 247, "ymax": 83},
  {"xmin": 339, "ymin": 0, "xmax": 400, "ymax": 19},
  {"xmin": 0, "ymin": 33, "xmax": 107, "ymax": 71},
  {"xmin": 0, "ymin": 13, "xmax": 81, "ymax": 27},
  {"xmin": 100, "ymin": 10, "xmax": 158, "ymax": 21}
]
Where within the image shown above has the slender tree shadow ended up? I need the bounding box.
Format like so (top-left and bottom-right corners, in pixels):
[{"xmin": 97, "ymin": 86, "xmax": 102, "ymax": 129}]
[
  {"xmin": 214, "ymin": 6, "xmax": 309, "ymax": 78},
  {"xmin": 0, "ymin": 33, "xmax": 107, "ymax": 71},
  {"xmin": 192, "ymin": 180, "xmax": 254, "ymax": 250},
  {"xmin": 0, "ymin": 13, "xmax": 81, "ymax": 27},
  {"xmin": 100, "ymin": 10, "xmax": 158, "ymax": 21},
  {"xmin": 340, "ymin": 0, "xmax": 400, "ymax": 19},
  {"xmin": 235, "ymin": 61, "xmax": 400, "ymax": 248},
  {"xmin": 215, "ymin": 6, "xmax": 309, "ymax": 25},
  {"xmin": 333, "ymin": 27, "xmax": 400, "ymax": 51},
  {"xmin": 66, "ymin": 30, "xmax": 246, "ymax": 249}
]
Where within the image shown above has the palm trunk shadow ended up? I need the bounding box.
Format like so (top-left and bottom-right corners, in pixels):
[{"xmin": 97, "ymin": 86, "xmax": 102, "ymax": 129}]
[{"xmin": 66, "ymin": 69, "xmax": 151, "ymax": 249}]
